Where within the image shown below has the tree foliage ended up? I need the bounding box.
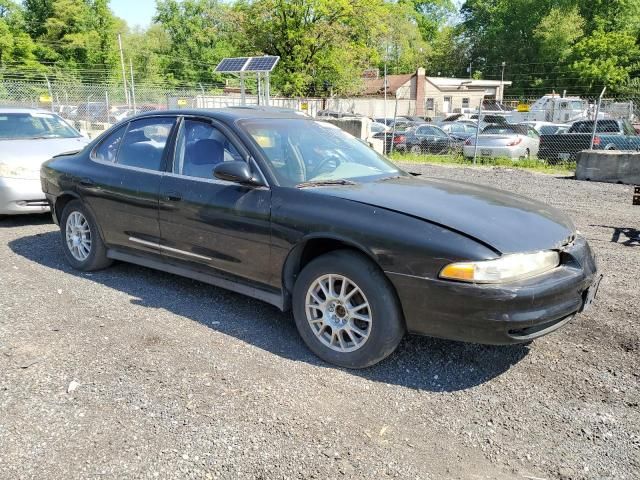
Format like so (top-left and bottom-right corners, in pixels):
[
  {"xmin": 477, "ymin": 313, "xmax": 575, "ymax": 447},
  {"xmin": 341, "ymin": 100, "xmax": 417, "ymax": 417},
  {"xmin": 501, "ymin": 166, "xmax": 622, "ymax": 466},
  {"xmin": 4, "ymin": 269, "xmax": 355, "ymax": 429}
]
[{"xmin": 1, "ymin": 0, "xmax": 638, "ymax": 96}]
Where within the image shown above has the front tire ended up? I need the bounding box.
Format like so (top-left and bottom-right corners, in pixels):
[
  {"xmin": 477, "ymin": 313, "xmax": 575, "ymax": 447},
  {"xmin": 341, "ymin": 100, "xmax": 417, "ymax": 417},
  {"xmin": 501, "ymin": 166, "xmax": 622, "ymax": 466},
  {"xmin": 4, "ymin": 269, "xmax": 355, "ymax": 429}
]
[
  {"xmin": 60, "ymin": 200, "xmax": 112, "ymax": 271},
  {"xmin": 292, "ymin": 250, "xmax": 405, "ymax": 368}
]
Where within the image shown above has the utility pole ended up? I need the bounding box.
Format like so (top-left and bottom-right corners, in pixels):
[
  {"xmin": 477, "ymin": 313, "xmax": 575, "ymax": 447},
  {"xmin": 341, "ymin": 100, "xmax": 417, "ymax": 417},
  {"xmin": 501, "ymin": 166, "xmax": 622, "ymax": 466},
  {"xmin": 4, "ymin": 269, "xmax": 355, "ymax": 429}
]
[
  {"xmin": 129, "ymin": 59, "xmax": 137, "ymax": 114},
  {"xmin": 117, "ymin": 33, "xmax": 129, "ymax": 107},
  {"xmin": 468, "ymin": 61, "xmax": 472, "ymax": 79}
]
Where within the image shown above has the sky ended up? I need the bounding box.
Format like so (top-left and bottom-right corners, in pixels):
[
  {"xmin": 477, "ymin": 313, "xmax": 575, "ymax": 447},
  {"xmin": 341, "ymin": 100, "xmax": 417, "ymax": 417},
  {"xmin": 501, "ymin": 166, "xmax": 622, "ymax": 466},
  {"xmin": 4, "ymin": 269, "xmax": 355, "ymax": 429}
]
[{"xmin": 110, "ymin": 0, "xmax": 158, "ymax": 28}]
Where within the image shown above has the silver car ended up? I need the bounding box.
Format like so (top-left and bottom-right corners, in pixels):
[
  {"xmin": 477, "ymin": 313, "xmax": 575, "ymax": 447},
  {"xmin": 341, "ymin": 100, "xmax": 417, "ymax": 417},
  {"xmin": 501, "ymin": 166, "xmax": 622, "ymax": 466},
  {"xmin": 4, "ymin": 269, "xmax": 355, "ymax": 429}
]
[
  {"xmin": 463, "ymin": 124, "xmax": 540, "ymax": 160},
  {"xmin": 0, "ymin": 108, "xmax": 89, "ymax": 215}
]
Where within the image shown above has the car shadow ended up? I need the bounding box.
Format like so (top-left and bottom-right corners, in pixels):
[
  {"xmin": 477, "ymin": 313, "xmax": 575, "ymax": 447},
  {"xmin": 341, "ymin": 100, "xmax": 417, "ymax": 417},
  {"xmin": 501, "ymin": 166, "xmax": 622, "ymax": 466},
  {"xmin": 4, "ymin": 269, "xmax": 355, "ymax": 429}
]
[
  {"xmin": 0, "ymin": 213, "xmax": 52, "ymax": 228},
  {"xmin": 9, "ymin": 231, "xmax": 529, "ymax": 392}
]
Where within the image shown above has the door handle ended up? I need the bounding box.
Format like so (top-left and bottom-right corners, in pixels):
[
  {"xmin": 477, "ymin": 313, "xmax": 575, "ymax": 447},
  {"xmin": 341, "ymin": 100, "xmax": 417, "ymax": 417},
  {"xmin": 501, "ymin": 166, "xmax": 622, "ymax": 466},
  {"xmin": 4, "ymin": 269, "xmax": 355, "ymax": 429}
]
[
  {"xmin": 79, "ymin": 177, "xmax": 95, "ymax": 187},
  {"xmin": 162, "ymin": 191, "xmax": 182, "ymax": 202}
]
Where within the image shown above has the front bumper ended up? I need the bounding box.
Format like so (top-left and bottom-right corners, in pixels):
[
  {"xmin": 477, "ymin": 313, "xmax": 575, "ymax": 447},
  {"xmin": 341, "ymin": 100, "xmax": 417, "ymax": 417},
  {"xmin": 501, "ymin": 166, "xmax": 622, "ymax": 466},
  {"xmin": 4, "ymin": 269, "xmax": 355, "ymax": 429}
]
[
  {"xmin": 463, "ymin": 145, "xmax": 525, "ymax": 159},
  {"xmin": 387, "ymin": 236, "xmax": 599, "ymax": 344},
  {"xmin": 0, "ymin": 177, "xmax": 49, "ymax": 215}
]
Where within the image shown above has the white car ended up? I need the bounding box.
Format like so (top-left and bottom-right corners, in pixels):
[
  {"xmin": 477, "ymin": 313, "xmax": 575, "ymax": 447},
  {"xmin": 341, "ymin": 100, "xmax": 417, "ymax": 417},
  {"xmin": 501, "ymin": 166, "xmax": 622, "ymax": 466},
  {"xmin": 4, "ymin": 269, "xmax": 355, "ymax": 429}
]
[
  {"xmin": 0, "ymin": 108, "xmax": 89, "ymax": 216},
  {"xmin": 463, "ymin": 124, "xmax": 540, "ymax": 160}
]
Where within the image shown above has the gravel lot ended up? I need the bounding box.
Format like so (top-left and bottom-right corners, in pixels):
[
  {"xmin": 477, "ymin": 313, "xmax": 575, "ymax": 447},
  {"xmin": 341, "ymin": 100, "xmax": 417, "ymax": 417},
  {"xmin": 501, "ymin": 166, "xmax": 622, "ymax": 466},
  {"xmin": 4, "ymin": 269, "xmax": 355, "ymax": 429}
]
[{"xmin": 1, "ymin": 164, "xmax": 638, "ymax": 480}]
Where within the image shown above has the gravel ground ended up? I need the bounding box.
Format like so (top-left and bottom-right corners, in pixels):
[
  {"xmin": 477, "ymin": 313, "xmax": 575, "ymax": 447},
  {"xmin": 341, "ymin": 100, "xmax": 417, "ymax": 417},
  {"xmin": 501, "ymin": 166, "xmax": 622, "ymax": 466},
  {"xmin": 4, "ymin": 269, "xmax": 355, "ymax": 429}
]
[{"xmin": 0, "ymin": 164, "xmax": 638, "ymax": 480}]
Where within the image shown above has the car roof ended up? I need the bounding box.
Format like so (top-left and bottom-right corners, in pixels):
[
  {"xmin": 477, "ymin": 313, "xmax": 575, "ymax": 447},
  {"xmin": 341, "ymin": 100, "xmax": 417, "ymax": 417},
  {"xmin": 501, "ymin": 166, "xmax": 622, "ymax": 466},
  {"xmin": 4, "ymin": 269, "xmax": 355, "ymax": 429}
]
[
  {"xmin": 133, "ymin": 106, "xmax": 309, "ymax": 122},
  {"xmin": 0, "ymin": 107, "xmax": 58, "ymax": 115}
]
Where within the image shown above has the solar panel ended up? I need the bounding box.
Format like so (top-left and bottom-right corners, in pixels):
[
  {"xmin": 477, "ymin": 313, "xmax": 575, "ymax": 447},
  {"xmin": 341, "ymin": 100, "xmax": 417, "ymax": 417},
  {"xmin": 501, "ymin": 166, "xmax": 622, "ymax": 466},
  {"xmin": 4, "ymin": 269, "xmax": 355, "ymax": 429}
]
[
  {"xmin": 215, "ymin": 57, "xmax": 250, "ymax": 73},
  {"xmin": 245, "ymin": 56, "xmax": 280, "ymax": 72}
]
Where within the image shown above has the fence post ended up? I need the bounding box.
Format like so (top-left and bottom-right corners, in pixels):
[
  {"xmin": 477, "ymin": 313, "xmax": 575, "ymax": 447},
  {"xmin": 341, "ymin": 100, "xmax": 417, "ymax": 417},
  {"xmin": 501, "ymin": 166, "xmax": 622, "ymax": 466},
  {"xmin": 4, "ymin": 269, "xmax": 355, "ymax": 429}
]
[
  {"xmin": 472, "ymin": 96, "xmax": 483, "ymax": 165},
  {"xmin": 590, "ymin": 87, "xmax": 606, "ymax": 150},
  {"xmin": 129, "ymin": 59, "xmax": 137, "ymax": 114}
]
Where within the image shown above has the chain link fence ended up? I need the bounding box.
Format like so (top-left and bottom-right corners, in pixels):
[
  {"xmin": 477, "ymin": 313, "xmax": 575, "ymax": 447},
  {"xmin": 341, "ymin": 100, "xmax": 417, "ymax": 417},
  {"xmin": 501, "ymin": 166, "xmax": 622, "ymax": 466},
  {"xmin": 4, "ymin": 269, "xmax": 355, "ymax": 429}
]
[
  {"xmin": 0, "ymin": 79, "xmax": 324, "ymax": 138},
  {"xmin": 383, "ymin": 94, "xmax": 640, "ymax": 166},
  {"xmin": 2, "ymin": 78, "xmax": 639, "ymax": 167}
]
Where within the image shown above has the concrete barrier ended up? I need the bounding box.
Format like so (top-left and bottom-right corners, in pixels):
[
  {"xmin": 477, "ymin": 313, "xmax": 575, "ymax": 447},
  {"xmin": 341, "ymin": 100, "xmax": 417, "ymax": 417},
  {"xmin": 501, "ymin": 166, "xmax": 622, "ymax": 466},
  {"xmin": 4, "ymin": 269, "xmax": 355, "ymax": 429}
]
[
  {"xmin": 320, "ymin": 117, "xmax": 385, "ymax": 154},
  {"xmin": 576, "ymin": 150, "xmax": 640, "ymax": 184}
]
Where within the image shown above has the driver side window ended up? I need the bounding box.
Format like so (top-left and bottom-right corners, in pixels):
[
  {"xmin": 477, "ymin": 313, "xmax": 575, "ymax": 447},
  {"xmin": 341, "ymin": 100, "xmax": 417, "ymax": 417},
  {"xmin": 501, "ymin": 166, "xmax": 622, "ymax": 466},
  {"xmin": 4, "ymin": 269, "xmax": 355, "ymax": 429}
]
[{"xmin": 173, "ymin": 119, "xmax": 242, "ymax": 179}]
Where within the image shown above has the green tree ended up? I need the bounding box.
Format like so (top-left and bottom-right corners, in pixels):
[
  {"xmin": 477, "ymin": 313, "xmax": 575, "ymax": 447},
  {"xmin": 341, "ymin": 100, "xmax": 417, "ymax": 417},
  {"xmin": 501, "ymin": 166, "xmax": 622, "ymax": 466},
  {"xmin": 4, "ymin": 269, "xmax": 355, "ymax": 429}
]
[
  {"xmin": 0, "ymin": 0, "xmax": 39, "ymax": 67},
  {"xmin": 23, "ymin": 0, "xmax": 54, "ymax": 38},
  {"xmin": 235, "ymin": 0, "xmax": 390, "ymax": 96},
  {"xmin": 155, "ymin": 0, "xmax": 238, "ymax": 85}
]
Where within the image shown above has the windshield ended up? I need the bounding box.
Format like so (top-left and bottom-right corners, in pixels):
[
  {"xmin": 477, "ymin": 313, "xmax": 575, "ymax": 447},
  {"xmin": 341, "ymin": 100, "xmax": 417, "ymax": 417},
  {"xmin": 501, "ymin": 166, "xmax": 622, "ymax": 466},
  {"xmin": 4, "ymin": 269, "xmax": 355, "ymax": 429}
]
[
  {"xmin": 0, "ymin": 112, "xmax": 81, "ymax": 140},
  {"xmin": 242, "ymin": 119, "xmax": 403, "ymax": 186},
  {"xmin": 482, "ymin": 124, "xmax": 527, "ymax": 135}
]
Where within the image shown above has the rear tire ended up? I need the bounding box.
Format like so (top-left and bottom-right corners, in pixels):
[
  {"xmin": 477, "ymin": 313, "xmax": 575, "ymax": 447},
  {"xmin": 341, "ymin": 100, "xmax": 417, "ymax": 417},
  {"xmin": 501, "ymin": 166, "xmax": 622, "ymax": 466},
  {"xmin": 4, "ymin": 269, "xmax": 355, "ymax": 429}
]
[
  {"xmin": 292, "ymin": 250, "xmax": 405, "ymax": 368},
  {"xmin": 60, "ymin": 200, "xmax": 112, "ymax": 271},
  {"xmin": 410, "ymin": 144, "xmax": 422, "ymax": 154}
]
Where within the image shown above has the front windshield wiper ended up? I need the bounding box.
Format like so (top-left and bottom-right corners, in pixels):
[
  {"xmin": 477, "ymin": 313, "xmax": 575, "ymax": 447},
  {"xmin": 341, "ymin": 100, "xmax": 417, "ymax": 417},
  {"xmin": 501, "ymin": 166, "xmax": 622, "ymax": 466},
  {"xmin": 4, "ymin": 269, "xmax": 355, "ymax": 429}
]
[{"xmin": 295, "ymin": 179, "xmax": 357, "ymax": 188}]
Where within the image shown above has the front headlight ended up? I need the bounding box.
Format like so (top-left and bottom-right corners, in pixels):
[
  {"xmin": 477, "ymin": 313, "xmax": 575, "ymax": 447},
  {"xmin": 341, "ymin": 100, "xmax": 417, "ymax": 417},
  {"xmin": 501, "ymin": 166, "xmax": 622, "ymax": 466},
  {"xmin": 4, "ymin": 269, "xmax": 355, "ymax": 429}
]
[
  {"xmin": 439, "ymin": 250, "xmax": 560, "ymax": 283},
  {"xmin": 0, "ymin": 162, "xmax": 41, "ymax": 180}
]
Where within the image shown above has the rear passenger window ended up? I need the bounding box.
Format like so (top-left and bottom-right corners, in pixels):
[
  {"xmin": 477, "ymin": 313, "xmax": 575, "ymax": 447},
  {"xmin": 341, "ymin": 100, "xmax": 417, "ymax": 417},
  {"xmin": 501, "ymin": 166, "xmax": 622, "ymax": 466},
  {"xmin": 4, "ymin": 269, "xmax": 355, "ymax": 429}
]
[
  {"xmin": 116, "ymin": 117, "xmax": 176, "ymax": 171},
  {"xmin": 93, "ymin": 125, "xmax": 126, "ymax": 163}
]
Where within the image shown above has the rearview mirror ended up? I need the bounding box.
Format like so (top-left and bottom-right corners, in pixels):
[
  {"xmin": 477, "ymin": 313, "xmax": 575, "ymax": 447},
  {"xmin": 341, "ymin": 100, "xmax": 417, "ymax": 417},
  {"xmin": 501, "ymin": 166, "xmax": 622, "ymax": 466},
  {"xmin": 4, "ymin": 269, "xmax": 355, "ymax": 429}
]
[{"xmin": 213, "ymin": 161, "xmax": 258, "ymax": 185}]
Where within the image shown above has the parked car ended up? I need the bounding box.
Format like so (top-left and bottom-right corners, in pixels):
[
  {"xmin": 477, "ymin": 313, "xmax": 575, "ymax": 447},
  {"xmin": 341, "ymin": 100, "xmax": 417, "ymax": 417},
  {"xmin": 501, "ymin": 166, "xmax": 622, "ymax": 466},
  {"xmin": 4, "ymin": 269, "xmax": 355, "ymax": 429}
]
[
  {"xmin": 68, "ymin": 102, "xmax": 114, "ymax": 123},
  {"xmin": 404, "ymin": 124, "xmax": 451, "ymax": 154},
  {"xmin": 538, "ymin": 119, "xmax": 640, "ymax": 162},
  {"xmin": 520, "ymin": 121, "xmax": 569, "ymax": 135},
  {"xmin": 463, "ymin": 124, "xmax": 540, "ymax": 160},
  {"xmin": 440, "ymin": 122, "xmax": 478, "ymax": 140},
  {"xmin": 372, "ymin": 121, "xmax": 421, "ymax": 153},
  {"xmin": 41, "ymin": 108, "xmax": 600, "ymax": 368},
  {"xmin": 0, "ymin": 108, "xmax": 89, "ymax": 215},
  {"xmin": 441, "ymin": 122, "xmax": 478, "ymax": 154}
]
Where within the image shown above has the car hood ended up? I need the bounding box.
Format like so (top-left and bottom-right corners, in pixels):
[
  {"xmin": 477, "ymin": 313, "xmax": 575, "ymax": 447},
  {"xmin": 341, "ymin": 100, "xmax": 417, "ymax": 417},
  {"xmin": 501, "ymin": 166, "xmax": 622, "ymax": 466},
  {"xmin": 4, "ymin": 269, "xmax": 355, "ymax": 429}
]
[
  {"xmin": 1, "ymin": 137, "xmax": 89, "ymax": 167},
  {"xmin": 310, "ymin": 175, "xmax": 576, "ymax": 254}
]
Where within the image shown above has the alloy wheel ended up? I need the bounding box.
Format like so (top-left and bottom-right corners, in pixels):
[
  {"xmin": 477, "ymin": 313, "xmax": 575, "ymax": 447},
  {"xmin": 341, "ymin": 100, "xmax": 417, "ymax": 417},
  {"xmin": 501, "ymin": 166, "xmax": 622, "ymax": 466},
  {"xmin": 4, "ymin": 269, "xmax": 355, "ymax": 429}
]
[
  {"xmin": 305, "ymin": 274, "xmax": 372, "ymax": 353},
  {"xmin": 65, "ymin": 211, "xmax": 92, "ymax": 261}
]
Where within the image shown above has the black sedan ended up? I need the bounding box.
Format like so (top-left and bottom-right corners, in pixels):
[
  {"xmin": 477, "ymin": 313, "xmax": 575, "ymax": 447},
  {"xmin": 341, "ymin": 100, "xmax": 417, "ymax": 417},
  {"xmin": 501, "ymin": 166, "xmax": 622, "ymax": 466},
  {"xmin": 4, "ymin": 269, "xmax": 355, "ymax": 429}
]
[
  {"xmin": 41, "ymin": 108, "xmax": 601, "ymax": 368},
  {"xmin": 403, "ymin": 124, "xmax": 452, "ymax": 154}
]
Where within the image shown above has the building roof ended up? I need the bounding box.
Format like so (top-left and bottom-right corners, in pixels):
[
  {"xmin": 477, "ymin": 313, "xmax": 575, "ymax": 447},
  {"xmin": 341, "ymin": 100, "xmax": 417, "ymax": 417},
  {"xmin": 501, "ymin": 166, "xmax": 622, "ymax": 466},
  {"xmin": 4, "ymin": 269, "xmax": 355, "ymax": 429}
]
[
  {"xmin": 361, "ymin": 73, "xmax": 414, "ymax": 96},
  {"xmin": 361, "ymin": 72, "xmax": 512, "ymax": 97},
  {"xmin": 426, "ymin": 77, "xmax": 513, "ymax": 90}
]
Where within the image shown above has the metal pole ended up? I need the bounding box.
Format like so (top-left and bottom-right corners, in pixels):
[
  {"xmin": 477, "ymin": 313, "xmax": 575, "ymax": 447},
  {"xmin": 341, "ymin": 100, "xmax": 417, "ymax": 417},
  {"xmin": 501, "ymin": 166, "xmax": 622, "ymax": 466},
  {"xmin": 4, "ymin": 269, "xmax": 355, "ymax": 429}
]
[
  {"xmin": 105, "ymin": 90, "xmax": 109, "ymax": 123},
  {"xmin": 117, "ymin": 33, "xmax": 129, "ymax": 107},
  {"xmin": 257, "ymin": 72, "xmax": 261, "ymax": 105},
  {"xmin": 590, "ymin": 87, "xmax": 606, "ymax": 150},
  {"xmin": 44, "ymin": 74, "xmax": 54, "ymax": 112},
  {"xmin": 472, "ymin": 96, "xmax": 483, "ymax": 165},
  {"xmin": 383, "ymin": 59, "xmax": 388, "ymax": 154},
  {"xmin": 500, "ymin": 62, "xmax": 505, "ymax": 102},
  {"xmin": 390, "ymin": 91, "xmax": 399, "ymax": 154},
  {"xmin": 129, "ymin": 59, "xmax": 137, "ymax": 114},
  {"xmin": 265, "ymin": 72, "xmax": 270, "ymax": 106},
  {"xmin": 240, "ymin": 72, "xmax": 246, "ymax": 106}
]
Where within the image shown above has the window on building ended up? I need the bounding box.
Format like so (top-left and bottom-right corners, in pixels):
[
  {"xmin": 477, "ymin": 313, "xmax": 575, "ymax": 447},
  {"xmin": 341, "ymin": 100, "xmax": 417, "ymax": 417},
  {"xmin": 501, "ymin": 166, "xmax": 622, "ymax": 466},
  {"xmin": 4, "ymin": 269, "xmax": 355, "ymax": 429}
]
[
  {"xmin": 462, "ymin": 98, "xmax": 470, "ymax": 108},
  {"xmin": 426, "ymin": 98, "xmax": 434, "ymax": 110}
]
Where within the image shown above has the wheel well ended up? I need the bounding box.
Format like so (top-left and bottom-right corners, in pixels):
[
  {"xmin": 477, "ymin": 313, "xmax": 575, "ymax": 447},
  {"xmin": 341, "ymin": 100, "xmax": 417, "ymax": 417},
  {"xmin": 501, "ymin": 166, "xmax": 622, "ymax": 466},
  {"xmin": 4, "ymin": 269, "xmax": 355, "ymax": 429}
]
[
  {"xmin": 282, "ymin": 238, "xmax": 372, "ymax": 309},
  {"xmin": 54, "ymin": 194, "xmax": 77, "ymax": 223}
]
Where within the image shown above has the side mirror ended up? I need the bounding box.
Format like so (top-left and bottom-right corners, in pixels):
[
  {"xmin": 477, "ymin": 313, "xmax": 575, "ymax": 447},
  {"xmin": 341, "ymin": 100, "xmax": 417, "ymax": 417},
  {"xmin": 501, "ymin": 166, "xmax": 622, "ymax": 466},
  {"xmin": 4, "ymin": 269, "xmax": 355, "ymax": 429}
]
[{"xmin": 213, "ymin": 161, "xmax": 258, "ymax": 185}]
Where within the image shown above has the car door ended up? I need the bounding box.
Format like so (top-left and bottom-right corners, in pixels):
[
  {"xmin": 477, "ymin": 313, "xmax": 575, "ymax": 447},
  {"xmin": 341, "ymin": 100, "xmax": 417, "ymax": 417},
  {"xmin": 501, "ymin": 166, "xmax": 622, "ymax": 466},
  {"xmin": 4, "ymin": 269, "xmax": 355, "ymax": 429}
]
[
  {"xmin": 157, "ymin": 116, "xmax": 273, "ymax": 285},
  {"xmin": 85, "ymin": 116, "xmax": 177, "ymax": 255}
]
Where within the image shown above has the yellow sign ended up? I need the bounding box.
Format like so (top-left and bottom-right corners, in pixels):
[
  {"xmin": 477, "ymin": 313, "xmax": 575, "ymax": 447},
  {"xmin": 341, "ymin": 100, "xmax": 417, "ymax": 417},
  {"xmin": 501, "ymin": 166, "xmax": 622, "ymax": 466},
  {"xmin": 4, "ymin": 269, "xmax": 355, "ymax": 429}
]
[
  {"xmin": 301, "ymin": 102, "xmax": 308, "ymax": 111},
  {"xmin": 39, "ymin": 94, "xmax": 53, "ymax": 103},
  {"xmin": 177, "ymin": 98, "xmax": 188, "ymax": 107},
  {"xmin": 516, "ymin": 103, "xmax": 530, "ymax": 112}
]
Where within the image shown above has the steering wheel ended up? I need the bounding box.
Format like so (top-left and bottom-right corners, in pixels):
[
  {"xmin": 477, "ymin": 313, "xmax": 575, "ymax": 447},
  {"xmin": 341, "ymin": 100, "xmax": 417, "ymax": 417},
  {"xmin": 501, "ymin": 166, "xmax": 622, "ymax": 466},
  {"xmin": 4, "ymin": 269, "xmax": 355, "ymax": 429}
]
[{"xmin": 308, "ymin": 155, "xmax": 341, "ymax": 178}]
